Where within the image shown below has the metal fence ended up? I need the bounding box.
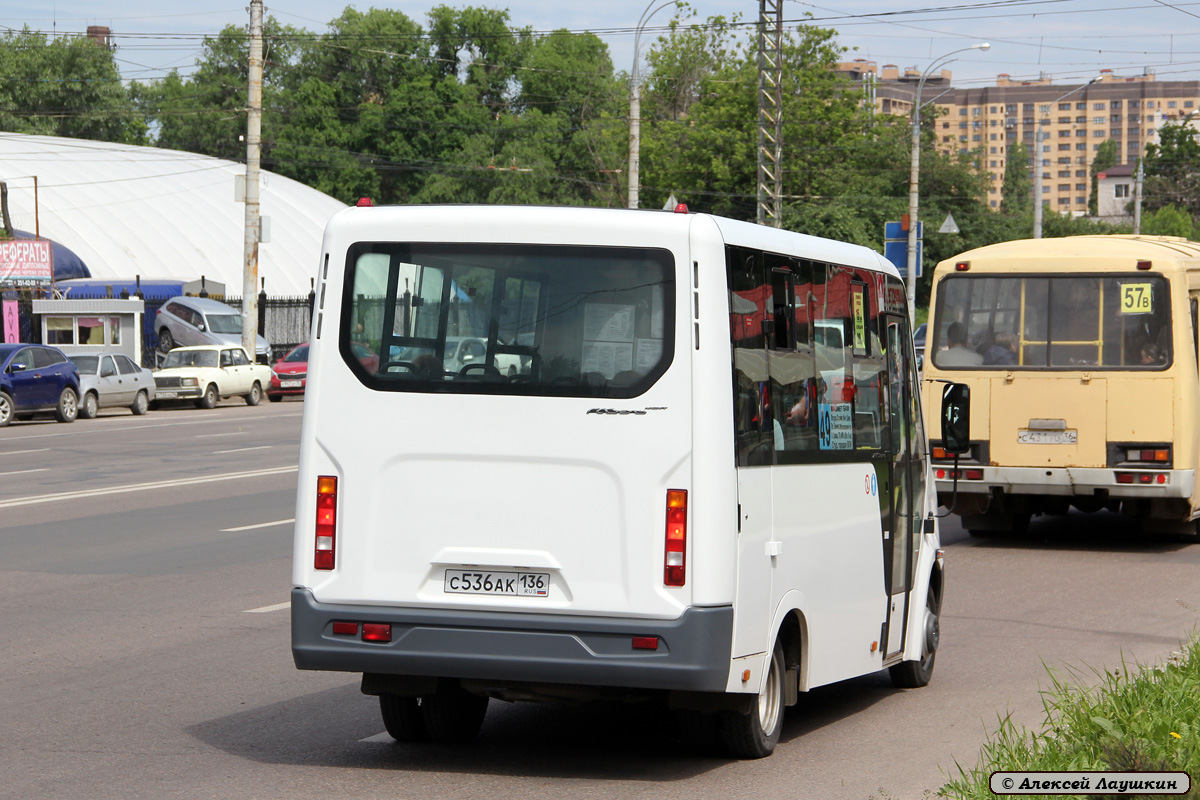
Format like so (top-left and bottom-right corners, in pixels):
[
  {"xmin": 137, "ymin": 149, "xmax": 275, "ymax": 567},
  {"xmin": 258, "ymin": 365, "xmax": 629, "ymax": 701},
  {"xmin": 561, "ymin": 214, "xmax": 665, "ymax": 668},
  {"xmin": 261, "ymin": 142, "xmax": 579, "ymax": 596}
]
[{"xmin": 6, "ymin": 292, "xmax": 316, "ymax": 367}]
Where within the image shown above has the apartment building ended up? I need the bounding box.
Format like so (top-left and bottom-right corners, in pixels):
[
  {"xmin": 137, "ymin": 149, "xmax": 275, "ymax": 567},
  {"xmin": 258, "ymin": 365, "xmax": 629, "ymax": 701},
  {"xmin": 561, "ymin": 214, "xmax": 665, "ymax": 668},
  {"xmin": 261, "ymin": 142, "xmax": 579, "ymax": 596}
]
[{"xmin": 837, "ymin": 61, "xmax": 1200, "ymax": 217}]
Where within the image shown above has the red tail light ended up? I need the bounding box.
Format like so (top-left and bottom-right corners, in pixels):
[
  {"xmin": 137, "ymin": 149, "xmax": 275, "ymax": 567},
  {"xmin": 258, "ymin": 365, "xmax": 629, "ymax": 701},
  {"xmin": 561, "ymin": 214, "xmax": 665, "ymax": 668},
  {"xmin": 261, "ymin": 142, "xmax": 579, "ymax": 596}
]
[
  {"xmin": 664, "ymin": 489, "xmax": 688, "ymax": 586},
  {"xmin": 315, "ymin": 475, "xmax": 338, "ymax": 570}
]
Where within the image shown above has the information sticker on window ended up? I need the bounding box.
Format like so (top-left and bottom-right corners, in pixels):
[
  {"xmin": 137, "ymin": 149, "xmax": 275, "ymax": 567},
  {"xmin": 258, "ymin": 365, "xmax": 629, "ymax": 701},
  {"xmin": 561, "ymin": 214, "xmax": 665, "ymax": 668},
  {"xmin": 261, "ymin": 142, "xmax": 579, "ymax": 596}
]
[
  {"xmin": 851, "ymin": 284, "xmax": 868, "ymax": 353},
  {"xmin": 1120, "ymin": 283, "xmax": 1153, "ymax": 314}
]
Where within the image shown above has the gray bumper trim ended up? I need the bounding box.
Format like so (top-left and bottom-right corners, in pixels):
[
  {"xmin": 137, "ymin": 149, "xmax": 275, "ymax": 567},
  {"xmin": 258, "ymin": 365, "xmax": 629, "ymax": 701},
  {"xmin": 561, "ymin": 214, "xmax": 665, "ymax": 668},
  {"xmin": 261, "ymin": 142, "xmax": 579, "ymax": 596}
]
[{"xmin": 291, "ymin": 588, "xmax": 732, "ymax": 693}]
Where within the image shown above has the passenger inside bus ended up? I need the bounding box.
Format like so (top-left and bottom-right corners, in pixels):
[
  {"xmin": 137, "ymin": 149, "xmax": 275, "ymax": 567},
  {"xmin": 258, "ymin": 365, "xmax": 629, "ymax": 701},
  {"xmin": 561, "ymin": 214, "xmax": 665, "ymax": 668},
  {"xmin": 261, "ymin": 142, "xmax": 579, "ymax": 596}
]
[{"xmin": 938, "ymin": 322, "xmax": 983, "ymax": 366}]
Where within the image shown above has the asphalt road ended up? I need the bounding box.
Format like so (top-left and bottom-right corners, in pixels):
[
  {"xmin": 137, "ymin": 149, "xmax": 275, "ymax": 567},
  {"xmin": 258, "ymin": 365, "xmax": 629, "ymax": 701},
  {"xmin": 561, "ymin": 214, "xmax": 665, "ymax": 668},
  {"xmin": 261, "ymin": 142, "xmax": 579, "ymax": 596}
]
[{"xmin": 2, "ymin": 400, "xmax": 1198, "ymax": 800}]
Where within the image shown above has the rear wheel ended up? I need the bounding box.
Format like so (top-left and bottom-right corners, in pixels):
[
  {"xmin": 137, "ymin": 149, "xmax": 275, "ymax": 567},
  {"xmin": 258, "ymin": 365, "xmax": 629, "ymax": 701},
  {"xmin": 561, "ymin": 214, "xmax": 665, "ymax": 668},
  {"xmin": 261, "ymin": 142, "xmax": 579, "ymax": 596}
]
[
  {"xmin": 380, "ymin": 695, "xmax": 430, "ymax": 743},
  {"xmin": 420, "ymin": 679, "xmax": 489, "ymax": 744},
  {"xmin": 889, "ymin": 584, "xmax": 940, "ymax": 688},
  {"xmin": 131, "ymin": 390, "xmax": 149, "ymax": 415},
  {"xmin": 157, "ymin": 328, "xmax": 175, "ymax": 353},
  {"xmin": 719, "ymin": 639, "xmax": 785, "ymax": 759},
  {"xmin": 54, "ymin": 387, "xmax": 78, "ymax": 423},
  {"xmin": 0, "ymin": 391, "xmax": 13, "ymax": 427},
  {"xmin": 80, "ymin": 391, "xmax": 99, "ymax": 419},
  {"xmin": 196, "ymin": 384, "xmax": 219, "ymax": 409},
  {"xmin": 245, "ymin": 381, "xmax": 262, "ymax": 406}
]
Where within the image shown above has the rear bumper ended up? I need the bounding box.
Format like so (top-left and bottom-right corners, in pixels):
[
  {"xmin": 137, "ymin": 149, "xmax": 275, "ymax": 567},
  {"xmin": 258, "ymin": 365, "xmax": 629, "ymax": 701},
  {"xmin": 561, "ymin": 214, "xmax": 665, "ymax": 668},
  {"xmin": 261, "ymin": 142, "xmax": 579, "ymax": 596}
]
[
  {"xmin": 291, "ymin": 588, "xmax": 732, "ymax": 693},
  {"xmin": 934, "ymin": 465, "xmax": 1194, "ymax": 500}
]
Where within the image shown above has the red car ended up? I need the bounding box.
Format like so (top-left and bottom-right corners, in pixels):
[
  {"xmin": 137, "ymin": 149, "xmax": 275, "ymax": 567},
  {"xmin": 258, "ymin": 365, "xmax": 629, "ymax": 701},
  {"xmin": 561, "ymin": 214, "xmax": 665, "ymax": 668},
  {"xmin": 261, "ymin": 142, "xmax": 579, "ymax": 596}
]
[{"xmin": 267, "ymin": 342, "xmax": 379, "ymax": 402}]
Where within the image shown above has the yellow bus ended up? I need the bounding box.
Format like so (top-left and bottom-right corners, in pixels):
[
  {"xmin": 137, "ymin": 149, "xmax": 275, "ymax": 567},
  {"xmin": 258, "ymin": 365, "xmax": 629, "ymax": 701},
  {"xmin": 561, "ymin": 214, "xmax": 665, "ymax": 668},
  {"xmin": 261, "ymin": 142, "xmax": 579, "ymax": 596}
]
[{"xmin": 920, "ymin": 235, "xmax": 1200, "ymax": 540}]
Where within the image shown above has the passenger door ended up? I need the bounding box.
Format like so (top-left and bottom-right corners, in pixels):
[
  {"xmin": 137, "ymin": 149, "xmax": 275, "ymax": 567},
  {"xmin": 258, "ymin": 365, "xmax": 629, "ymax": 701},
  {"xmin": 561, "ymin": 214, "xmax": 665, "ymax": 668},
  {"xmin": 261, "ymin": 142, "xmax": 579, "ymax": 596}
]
[
  {"xmin": 881, "ymin": 316, "xmax": 920, "ymax": 659},
  {"xmin": 99, "ymin": 355, "xmax": 130, "ymax": 406},
  {"xmin": 6, "ymin": 347, "xmax": 49, "ymax": 409},
  {"xmin": 114, "ymin": 355, "xmax": 148, "ymax": 401},
  {"xmin": 730, "ymin": 247, "xmax": 776, "ymax": 658},
  {"xmin": 221, "ymin": 348, "xmax": 249, "ymax": 394}
]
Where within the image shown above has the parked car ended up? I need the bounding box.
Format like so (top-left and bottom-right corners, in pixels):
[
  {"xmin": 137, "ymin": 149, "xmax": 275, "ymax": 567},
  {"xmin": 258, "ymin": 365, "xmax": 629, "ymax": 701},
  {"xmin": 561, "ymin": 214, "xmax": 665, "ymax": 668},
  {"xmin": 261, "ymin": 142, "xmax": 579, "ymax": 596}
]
[
  {"xmin": 913, "ymin": 322, "xmax": 926, "ymax": 371},
  {"xmin": 68, "ymin": 353, "xmax": 156, "ymax": 418},
  {"xmin": 0, "ymin": 343, "xmax": 80, "ymax": 426},
  {"xmin": 155, "ymin": 296, "xmax": 270, "ymax": 363},
  {"xmin": 267, "ymin": 342, "xmax": 379, "ymax": 402},
  {"xmin": 152, "ymin": 344, "xmax": 272, "ymax": 409}
]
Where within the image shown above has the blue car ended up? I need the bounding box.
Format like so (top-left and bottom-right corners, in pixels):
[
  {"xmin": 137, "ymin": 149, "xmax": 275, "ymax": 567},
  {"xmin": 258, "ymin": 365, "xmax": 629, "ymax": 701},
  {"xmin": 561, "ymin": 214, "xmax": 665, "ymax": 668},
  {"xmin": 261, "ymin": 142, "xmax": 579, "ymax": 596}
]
[{"xmin": 0, "ymin": 343, "xmax": 81, "ymax": 426}]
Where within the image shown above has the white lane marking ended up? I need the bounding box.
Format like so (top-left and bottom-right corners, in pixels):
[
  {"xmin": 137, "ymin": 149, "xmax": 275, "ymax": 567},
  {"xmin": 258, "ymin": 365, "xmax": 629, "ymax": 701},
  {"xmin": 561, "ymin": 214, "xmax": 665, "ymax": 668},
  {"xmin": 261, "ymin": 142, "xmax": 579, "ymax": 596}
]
[
  {"xmin": 4, "ymin": 448, "xmax": 50, "ymax": 455},
  {"xmin": 360, "ymin": 732, "xmax": 394, "ymax": 743},
  {"xmin": 195, "ymin": 432, "xmax": 244, "ymax": 438},
  {"xmin": 213, "ymin": 445, "xmax": 272, "ymax": 454},
  {"xmin": 0, "ymin": 468, "xmax": 49, "ymax": 477},
  {"xmin": 244, "ymin": 601, "xmax": 291, "ymax": 614},
  {"xmin": 222, "ymin": 518, "xmax": 294, "ymax": 532},
  {"xmin": 0, "ymin": 411, "xmax": 304, "ymax": 442},
  {"xmin": 0, "ymin": 465, "xmax": 298, "ymax": 509}
]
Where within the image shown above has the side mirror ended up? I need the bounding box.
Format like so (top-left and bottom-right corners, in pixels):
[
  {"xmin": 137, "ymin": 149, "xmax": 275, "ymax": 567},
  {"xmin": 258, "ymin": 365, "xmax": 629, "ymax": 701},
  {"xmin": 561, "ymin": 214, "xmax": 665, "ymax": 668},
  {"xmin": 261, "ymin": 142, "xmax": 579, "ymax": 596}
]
[
  {"xmin": 197, "ymin": 322, "xmax": 207, "ymax": 332},
  {"xmin": 8, "ymin": 362, "xmax": 27, "ymax": 373},
  {"xmin": 940, "ymin": 383, "xmax": 971, "ymax": 455}
]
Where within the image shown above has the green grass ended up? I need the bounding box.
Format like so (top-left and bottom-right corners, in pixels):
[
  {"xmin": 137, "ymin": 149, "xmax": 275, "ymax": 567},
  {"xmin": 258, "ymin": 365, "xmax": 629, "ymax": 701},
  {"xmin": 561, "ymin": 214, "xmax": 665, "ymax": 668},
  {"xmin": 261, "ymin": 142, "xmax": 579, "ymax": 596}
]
[{"xmin": 941, "ymin": 636, "xmax": 1200, "ymax": 799}]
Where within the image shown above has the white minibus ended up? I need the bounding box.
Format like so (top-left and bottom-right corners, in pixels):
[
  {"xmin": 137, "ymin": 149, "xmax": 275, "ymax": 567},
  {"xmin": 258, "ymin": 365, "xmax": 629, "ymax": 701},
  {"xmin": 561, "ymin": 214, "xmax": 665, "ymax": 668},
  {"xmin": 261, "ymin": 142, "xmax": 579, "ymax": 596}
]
[{"xmin": 291, "ymin": 204, "xmax": 954, "ymax": 758}]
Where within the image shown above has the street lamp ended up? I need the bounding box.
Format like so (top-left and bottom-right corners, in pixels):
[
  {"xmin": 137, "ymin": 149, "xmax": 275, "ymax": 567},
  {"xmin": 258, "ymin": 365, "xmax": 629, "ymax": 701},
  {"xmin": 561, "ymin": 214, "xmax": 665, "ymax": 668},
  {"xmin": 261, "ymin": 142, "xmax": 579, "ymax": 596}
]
[
  {"xmin": 628, "ymin": 0, "xmax": 678, "ymax": 209},
  {"xmin": 906, "ymin": 43, "xmax": 990, "ymax": 326},
  {"xmin": 1032, "ymin": 78, "xmax": 1099, "ymax": 238}
]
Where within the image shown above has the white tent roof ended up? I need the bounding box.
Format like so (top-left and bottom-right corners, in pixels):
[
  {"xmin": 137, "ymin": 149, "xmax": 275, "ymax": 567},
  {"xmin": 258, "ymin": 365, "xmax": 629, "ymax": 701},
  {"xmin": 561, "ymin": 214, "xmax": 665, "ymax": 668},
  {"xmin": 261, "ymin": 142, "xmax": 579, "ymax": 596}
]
[{"xmin": 0, "ymin": 133, "xmax": 346, "ymax": 297}]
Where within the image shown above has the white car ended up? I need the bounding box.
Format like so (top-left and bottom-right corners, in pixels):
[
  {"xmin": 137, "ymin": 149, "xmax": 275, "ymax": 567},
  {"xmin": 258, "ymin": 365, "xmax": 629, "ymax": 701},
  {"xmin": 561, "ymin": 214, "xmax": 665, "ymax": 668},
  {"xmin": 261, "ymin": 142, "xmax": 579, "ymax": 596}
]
[
  {"xmin": 444, "ymin": 337, "xmax": 525, "ymax": 377},
  {"xmin": 152, "ymin": 345, "xmax": 272, "ymax": 408}
]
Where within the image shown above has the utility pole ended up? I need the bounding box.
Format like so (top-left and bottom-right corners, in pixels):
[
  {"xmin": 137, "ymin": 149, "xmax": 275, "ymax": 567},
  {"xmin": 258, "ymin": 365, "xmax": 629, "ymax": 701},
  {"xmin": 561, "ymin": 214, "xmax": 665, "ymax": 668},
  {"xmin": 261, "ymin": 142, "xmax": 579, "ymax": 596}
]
[
  {"xmin": 1133, "ymin": 157, "xmax": 1144, "ymax": 234},
  {"xmin": 755, "ymin": 0, "xmax": 783, "ymax": 227},
  {"xmin": 242, "ymin": 0, "xmax": 263, "ymax": 360}
]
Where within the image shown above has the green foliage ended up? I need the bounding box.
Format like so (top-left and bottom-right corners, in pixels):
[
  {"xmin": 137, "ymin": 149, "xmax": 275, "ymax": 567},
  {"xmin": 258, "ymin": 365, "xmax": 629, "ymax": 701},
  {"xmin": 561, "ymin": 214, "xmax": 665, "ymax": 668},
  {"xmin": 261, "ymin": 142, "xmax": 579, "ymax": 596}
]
[
  {"xmin": 1141, "ymin": 205, "xmax": 1197, "ymax": 238},
  {"xmin": 1088, "ymin": 139, "xmax": 1120, "ymax": 215},
  {"xmin": 0, "ymin": 26, "xmax": 144, "ymax": 143},
  {"xmin": 0, "ymin": 2, "xmax": 1167, "ymax": 259},
  {"xmin": 1144, "ymin": 122, "xmax": 1200, "ymax": 219},
  {"xmin": 942, "ymin": 638, "xmax": 1200, "ymax": 800},
  {"xmin": 1001, "ymin": 141, "xmax": 1031, "ymax": 216}
]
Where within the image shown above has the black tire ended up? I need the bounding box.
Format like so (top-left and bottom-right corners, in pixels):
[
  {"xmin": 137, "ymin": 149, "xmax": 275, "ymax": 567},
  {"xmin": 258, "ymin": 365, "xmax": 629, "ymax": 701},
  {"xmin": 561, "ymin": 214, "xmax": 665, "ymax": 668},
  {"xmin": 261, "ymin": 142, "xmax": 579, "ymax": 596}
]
[
  {"xmin": 245, "ymin": 381, "xmax": 262, "ymax": 406},
  {"xmin": 197, "ymin": 384, "xmax": 219, "ymax": 409},
  {"xmin": 889, "ymin": 586, "xmax": 940, "ymax": 689},
  {"xmin": 420, "ymin": 679, "xmax": 489, "ymax": 744},
  {"xmin": 54, "ymin": 387, "xmax": 78, "ymax": 423},
  {"xmin": 720, "ymin": 640, "xmax": 785, "ymax": 759},
  {"xmin": 157, "ymin": 328, "xmax": 175, "ymax": 353},
  {"xmin": 267, "ymin": 393, "xmax": 282, "ymax": 403},
  {"xmin": 380, "ymin": 695, "xmax": 430, "ymax": 743},
  {"xmin": 0, "ymin": 390, "xmax": 13, "ymax": 427},
  {"xmin": 80, "ymin": 391, "xmax": 99, "ymax": 419},
  {"xmin": 131, "ymin": 391, "xmax": 149, "ymax": 415}
]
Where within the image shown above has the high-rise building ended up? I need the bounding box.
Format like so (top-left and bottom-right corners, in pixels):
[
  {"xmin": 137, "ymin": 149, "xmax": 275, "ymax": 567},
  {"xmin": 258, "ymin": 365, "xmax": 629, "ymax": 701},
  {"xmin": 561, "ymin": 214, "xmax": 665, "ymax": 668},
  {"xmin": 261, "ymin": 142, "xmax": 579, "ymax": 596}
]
[{"xmin": 836, "ymin": 61, "xmax": 1200, "ymax": 218}]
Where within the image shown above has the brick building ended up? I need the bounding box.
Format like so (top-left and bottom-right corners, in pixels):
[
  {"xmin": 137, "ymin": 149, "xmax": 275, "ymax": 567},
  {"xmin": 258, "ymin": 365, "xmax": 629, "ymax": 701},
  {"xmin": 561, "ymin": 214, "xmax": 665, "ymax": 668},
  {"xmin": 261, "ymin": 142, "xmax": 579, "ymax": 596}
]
[{"xmin": 836, "ymin": 61, "xmax": 1200, "ymax": 217}]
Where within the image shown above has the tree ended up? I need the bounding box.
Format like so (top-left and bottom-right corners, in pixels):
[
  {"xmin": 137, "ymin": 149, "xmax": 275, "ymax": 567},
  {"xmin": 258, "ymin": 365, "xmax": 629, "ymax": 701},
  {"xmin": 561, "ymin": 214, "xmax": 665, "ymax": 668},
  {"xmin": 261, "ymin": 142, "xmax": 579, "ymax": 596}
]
[
  {"xmin": 0, "ymin": 27, "xmax": 144, "ymax": 143},
  {"xmin": 640, "ymin": 11, "xmax": 867, "ymax": 221},
  {"xmin": 1142, "ymin": 121, "xmax": 1200, "ymax": 218},
  {"xmin": 1140, "ymin": 204, "xmax": 1194, "ymax": 238},
  {"xmin": 1001, "ymin": 141, "xmax": 1030, "ymax": 216},
  {"xmin": 133, "ymin": 18, "xmax": 302, "ymax": 162},
  {"xmin": 1088, "ymin": 139, "xmax": 1120, "ymax": 215}
]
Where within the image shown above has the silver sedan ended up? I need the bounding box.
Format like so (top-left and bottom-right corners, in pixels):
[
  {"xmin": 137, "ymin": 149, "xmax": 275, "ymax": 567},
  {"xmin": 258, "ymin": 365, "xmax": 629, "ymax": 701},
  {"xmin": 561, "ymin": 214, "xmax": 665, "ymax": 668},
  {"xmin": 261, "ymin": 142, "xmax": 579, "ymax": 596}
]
[{"xmin": 68, "ymin": 353, "xmax": 156, "ymax": 418}]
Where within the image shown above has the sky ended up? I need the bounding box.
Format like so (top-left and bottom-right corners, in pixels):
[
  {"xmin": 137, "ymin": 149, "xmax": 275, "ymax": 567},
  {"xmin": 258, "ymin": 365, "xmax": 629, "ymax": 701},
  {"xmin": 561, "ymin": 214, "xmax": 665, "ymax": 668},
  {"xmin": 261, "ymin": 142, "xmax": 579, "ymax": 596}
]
[{"xmin": 4, "ymin": 0, "xmax": 1200, "ymax": 90}]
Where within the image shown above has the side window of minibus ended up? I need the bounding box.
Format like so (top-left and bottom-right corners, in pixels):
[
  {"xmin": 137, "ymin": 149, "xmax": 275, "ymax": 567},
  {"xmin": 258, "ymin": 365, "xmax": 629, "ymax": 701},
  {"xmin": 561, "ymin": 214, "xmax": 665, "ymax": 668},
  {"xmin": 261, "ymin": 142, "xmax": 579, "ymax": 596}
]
[
  {"xmin": 769, "ymin": 257, "xmax": 817, "ymax": 458},
  {"xmin": 728, "ymin": 246, "xmax": 774, "ymax": 466},
  {"xmin": 1192, "ymin": 297, "xmax": 1198, "ymax": 367}
]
